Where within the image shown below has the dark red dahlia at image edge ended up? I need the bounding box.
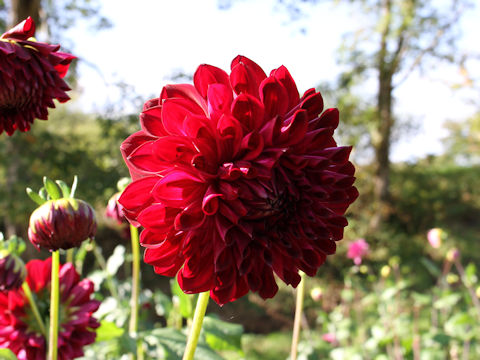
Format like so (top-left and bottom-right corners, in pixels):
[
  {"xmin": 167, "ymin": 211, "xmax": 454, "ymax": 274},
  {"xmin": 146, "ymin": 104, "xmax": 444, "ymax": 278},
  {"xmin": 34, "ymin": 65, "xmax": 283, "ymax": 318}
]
[
  {"xmin": 119, "ymin": 55, "xmax": 358, "ymax": 305},
  {"xmin": 0, "ymin": 17, "xmax": 74, "ymax": 135}
]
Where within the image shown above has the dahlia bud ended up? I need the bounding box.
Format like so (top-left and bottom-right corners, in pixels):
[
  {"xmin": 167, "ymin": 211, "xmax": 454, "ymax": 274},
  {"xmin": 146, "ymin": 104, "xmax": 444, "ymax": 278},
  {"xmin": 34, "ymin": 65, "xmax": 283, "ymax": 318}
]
[
  {"xmin": 105, "ymin": 192, "xmax": 127, "ymax": 225},
  {"xmin": 0, "ymin": 250, "xmax": 26, "ymax": 291},
  {"xmin": 28, "ymin": 198, "xmax": 96, "ymax": 251},
  {"xmin": 446, "ymin": 248, "xmax": 460, "ymax": 262}
]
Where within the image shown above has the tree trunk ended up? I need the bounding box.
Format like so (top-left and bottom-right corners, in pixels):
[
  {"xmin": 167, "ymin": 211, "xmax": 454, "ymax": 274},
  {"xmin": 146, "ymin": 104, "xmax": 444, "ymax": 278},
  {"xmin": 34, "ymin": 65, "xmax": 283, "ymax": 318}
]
[
  {"xmin": 370, "ymin": 69, "xmax": 394, "ymax": 230},
  {"xmin": 369, "ymin": 0, "xmax": 394, "ymax": 231},
  {"xmin": 9, "ymin": 0, "xmax": 41, "ymax": 27}
]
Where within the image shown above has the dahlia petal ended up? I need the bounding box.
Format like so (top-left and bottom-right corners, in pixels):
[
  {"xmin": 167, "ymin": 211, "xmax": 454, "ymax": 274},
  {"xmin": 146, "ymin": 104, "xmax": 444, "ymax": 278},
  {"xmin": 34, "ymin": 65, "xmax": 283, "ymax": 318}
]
[
  {"xmin": 160, "ymin": 84, "xmax": 207, "ymax": 114},
  {"xmin": 138, "ymin": 204, "xmax": 179, "ymax": 233},
  {"xmin": 231, "ymin": 93, "xmax": 265, "ymax": 131},
  {"xmin": 258, "ymin": 267, "xmax": 279, "ymax": 299},
  {"xmin": 260, "ymin": 76, "xmax": 289, "ymax": 119},
  {"xmin": 143, "ymin": 98, "xmax": 159, "ymax": 111},
  {"xmin": 322, "ymin": 146, "xmax": 352, "ymax": 164},
  {"xmin": 26, "ymin": 258, "xmax": 51, "ymax": 292},
  {"xmin": 1, "ymin": 17, "xmax": 35, "ymax": 40},
  {"xmin": 151, "ymin": 136, "xmax": 196, "ymax": 165},
  {"xmin": 161, "ymin": 98, "xmax": 200, "ymax": 136},
  {"xmin": 217, "ymin": 115, "xmax": 243, "ymax": 158},
  {"xmin": 239, "ymin": 131, "xmax": 264, "ymax": 161},
  {"xmin": 128, "ymin": 140, "xmax": 169, "ymax": 173},
  {"xmin": 144, "ymin": 236, "xmax": 184, "ymax": 276},
  {"xmin": 140, "ymin": 106, "xmax": 167, "ymax": 137},
  {"xmin": 118, "ymin": 176, "xmax": 158, "ymax": 217},
  {"xmin": 230, "ymin": 55, "xmax": 266, "ymax": 97},
  {"xmin": 121, "ymin": 131, "xmax": 158, "ymax": 179},
  {"xmin": 194, "ymin": 64, "xmax": 230, "ymax": 98},
  {"xmin": 202, "ymin": 189, "xmax": 222, "ymax": 215},
  {"xmin": 177, "ymin": 257, "xmax": 214, "ymax": 293},
  {"xmin": 271, "ymin": 65, "xmax": 300, "ymax": 109},
  {"xmin": 53, "ymin": 52, "xmax": 75, "ymax": 78},
  {"xmin": 279, "ymin": 109, "xmax": 308, "ymax": 146},
  {"xmin": 300, "ymin": 90, "xmax": 324, "ymax": 119},
  {"xmin": 207, "ymin": 83, "xmax": 233, "ymax": 119},
  {"xmin": 152, "ymin": 170, "xmax": 205, "ymax": 207},
  {"xmin": 174, "ymin": 204, "xmax": 205, "ymax": 231}
]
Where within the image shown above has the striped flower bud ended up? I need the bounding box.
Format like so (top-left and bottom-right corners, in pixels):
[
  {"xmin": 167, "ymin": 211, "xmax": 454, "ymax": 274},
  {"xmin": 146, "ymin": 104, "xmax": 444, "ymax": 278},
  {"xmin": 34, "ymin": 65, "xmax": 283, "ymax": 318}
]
[
  {"xmin": 28, "ymin": 198, "xmax": 96, "ymax": 251},
  {"xmin": 0, "ymin": 250, "xmax": 26, "ymax": 291}
]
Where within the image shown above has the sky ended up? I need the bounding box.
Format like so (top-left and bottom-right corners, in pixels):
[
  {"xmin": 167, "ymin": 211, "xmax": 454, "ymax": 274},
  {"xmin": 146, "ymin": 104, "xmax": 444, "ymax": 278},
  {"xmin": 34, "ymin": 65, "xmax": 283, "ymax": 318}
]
[{"xmin": 67, "ymin": 0, "xmax": 480, "ymax": 163}]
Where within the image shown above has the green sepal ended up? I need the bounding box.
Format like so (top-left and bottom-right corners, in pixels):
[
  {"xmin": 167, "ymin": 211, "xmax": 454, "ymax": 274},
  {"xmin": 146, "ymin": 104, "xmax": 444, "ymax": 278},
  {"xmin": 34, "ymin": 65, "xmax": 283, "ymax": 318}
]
[
  {"xmin": 43, "ymin": 176, "xmax": 61, "ymax": 200},
  {"xmin": 70, "ymin": 175, "xmax": 78, "ymax": 198},
  {"xmin": 56, "ymin": 180, "xmax": 71, "ymax": 198},
  {"xmin": 26, "ymin": 187, "xmax": 46, "ymax": 205}
]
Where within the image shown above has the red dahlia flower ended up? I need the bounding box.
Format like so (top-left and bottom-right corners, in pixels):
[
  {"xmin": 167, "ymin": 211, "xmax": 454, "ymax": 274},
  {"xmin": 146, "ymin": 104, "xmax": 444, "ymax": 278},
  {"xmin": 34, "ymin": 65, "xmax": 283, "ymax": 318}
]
[
  {"xmin": 0, "ymin": 258, "xmax": 100, "ymax": 360},
  {"xmin": 119, "ymin": 55, "xmax": 358, "ymax": 305},
  {"xmin": 0, "ymin": 17, "xmax": 74, "ymax": 135}
]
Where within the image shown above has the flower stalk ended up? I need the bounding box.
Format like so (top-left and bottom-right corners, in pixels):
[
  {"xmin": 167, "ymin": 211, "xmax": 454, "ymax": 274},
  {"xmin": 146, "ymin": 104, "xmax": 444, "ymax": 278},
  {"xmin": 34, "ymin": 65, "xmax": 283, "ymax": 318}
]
[
  {"xmin": 182, "ymin": 291, "xmax": 210, "ymax": 360},
  {"xmin": 129, "ymin": 225, "xmax": 141, "ymax": 359},
  {"xmin": 290, "ymin": 271, "xmax": 306, "ymax": 360},
  {"xmin": 21, "ymin": 281, "xmax": 47, "ymax": 337},
  {"xmin": 48, "ymin": 250, "xmax": 60, "ymax": 360}
]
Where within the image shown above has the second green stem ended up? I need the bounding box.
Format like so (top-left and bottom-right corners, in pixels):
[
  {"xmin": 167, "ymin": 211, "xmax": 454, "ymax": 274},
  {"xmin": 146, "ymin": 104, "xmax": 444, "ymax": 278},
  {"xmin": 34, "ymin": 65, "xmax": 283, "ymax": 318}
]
[
  {"xmin": 48, "ymin": 250, "xmax": 60, "ymax": 360},
  {"xmin": 182, "ymin": 291, "xmax": 210, "ymax": 360},
  {"xmin": 290, "ymin": 271, "xmax": 306, "ymax": 360},
  {"xmin": 129, "ymin": 225, "xmax": 141, "ymax": 359}
]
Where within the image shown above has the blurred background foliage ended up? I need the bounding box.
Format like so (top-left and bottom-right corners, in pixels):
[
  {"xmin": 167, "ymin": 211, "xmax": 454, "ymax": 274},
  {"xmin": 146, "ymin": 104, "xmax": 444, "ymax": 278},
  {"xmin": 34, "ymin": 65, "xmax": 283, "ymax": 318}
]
[{"xmin": 1, "ymin": 0, "xmax": 480, "ymax": 358}]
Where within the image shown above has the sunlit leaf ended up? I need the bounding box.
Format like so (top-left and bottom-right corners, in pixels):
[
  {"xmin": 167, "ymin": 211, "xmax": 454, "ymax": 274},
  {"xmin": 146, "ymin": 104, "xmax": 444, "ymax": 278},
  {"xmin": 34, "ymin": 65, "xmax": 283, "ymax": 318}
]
[
  {"xmin": 96, "ymin": 320, "xmax": 125, "ymax": 342},
  {"xmin": 43, "ymin": 176, "xmax": 61, "ymax": 200}
]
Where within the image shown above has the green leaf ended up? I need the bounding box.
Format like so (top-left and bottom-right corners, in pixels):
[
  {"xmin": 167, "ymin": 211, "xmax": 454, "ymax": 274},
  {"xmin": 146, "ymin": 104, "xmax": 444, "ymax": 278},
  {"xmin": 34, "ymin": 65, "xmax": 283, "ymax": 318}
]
[
  {"xmin": 43, "ymin": 177, "xmax": 61, "ymax": 200},
  {"xmin": 432, "ymin": 333, "xmax": 451, "ymax": 345},
  {"xmin": 143, "ymin": 328, "xmax": 224, "ymax": 360},
  {"xmin": 420, "ymin": 257, "xmax": 441, "ymax": 278},
  {"xmin": 0, "ymin": 348, "xmax": 18, "ymax": 359},
  {"xmin": 106, "ymin": 245, "xmax": 125, "ymax": 276},
  {"xmin": 170, "ymin": 279, "xmax": 194, "ymax": 319},
  {"xmin": 96, "ymin": 320, "xmax": 125, "ymax": 342},
  {"xmin": 55, "ymin": 180, "xmax": 71, "ymax": 198},
  {"xmin": 202, "ymin": 315, "xmax": 244, "ymax": 353},
  {"xmin": 433, "ymin": 293, "xmax": 461, "ymax": 309},
  {"xmin": 26, "ymin": 187, "xmax": 46, "ymax": 205},
  {"xmin": 70, "ymin": 175, "xmax": 78, "ymax": 198}
]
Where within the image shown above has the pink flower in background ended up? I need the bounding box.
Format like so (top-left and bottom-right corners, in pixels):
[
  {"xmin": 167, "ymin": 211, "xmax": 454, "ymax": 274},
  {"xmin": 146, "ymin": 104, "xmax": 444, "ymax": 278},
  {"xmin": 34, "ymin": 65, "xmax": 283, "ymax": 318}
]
[
  {"xmin": 347, "ymin": 238, "xmax": 369, "ymax": 265},
  {"xmin": 105, "ymin": 192, "xmax": 127, "ymax": 225},
  {"xmin": 322, "ymin": 333, "xmax": 337, "ymax": 344},
  {"xmin": 427, "ymin": 228, "xmax": 442, "ymax": 248}
]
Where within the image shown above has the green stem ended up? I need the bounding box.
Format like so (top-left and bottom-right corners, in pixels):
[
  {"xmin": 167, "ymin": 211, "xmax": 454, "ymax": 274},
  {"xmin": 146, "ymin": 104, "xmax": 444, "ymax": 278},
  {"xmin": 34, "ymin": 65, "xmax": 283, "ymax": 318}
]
[
  {"xmin": 22, "ymin": 282, "xmax": 47, "ymax": 337},
  {"xmin": 66, "ymin": 248, "xmax": 74, "ymax": 264},
  {"xmin": 182, "ymin": 291, "xmax": 210, "ymax": 360},
  {"xmin": 48, "ymin": 250, "xmax": 60, "ymax": 360},
  {"xmin": 290, "ymin": 271, "xmax": 306, "ymax": 360},
  {"xmin": 129, "ymin": 225, "xmax": 141, "ymax": 359}
]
